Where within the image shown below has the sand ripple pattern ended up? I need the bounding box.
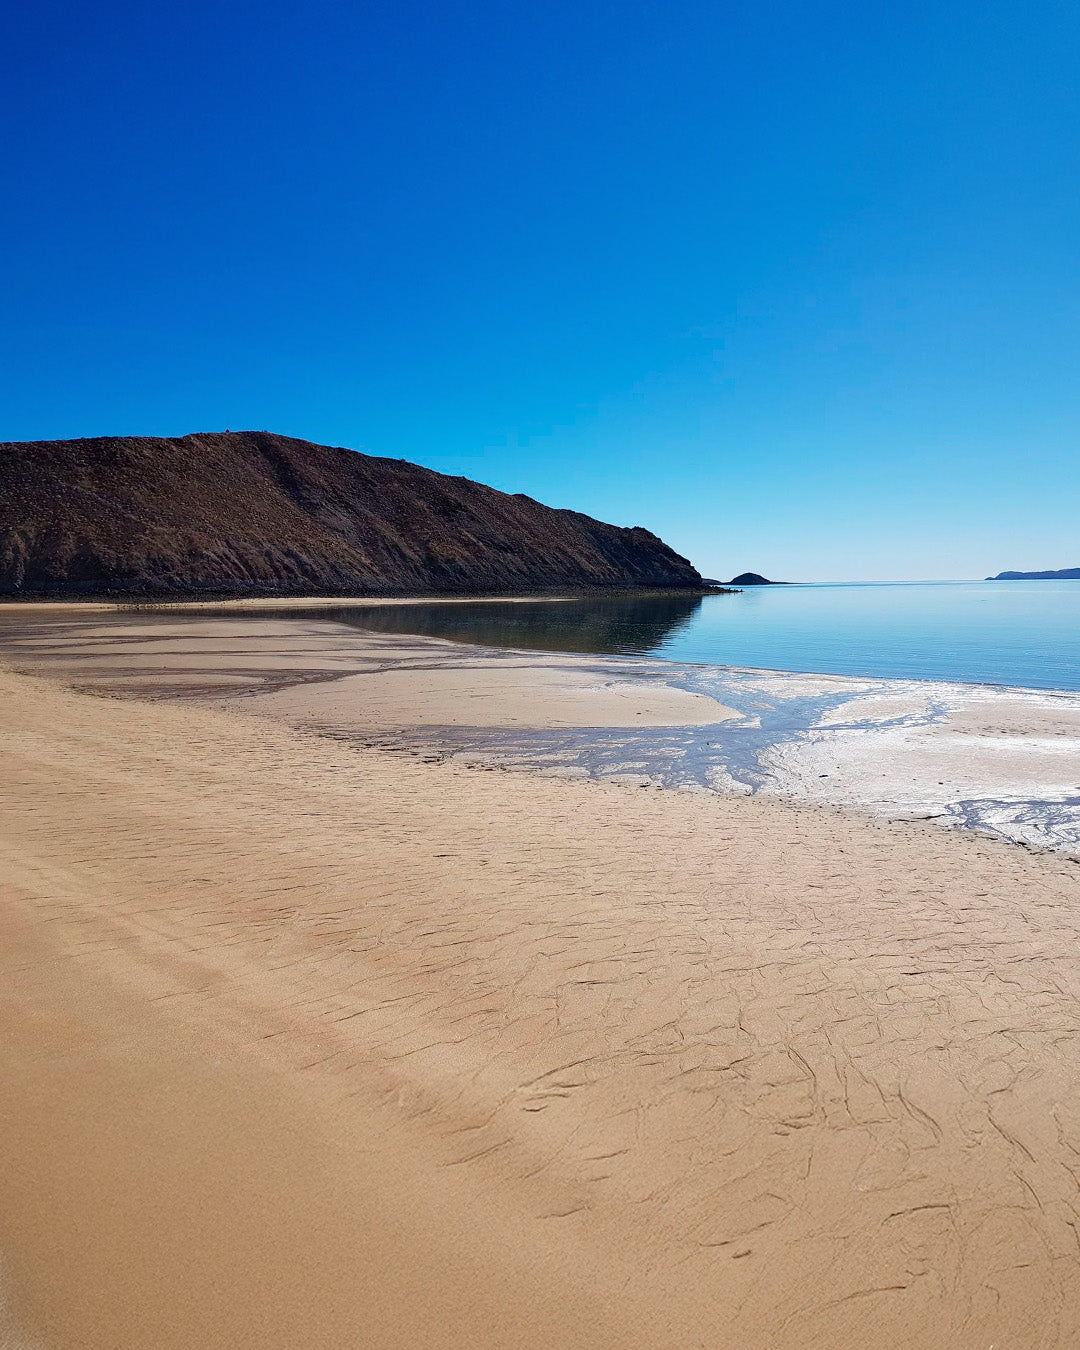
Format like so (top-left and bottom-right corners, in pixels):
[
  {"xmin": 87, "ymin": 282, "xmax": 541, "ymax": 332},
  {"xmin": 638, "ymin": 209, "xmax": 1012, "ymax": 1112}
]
[{"xmin": 3, "ymin": 668, "xmax": 1080, "ymax": 1345}]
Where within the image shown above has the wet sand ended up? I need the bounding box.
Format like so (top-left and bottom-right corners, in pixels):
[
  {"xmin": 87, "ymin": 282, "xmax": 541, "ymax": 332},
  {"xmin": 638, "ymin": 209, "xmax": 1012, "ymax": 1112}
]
[
  {"xmin": 3, "ymin": 608, "xmax": 1080, "ymax": 1345},
  {"xmin": 5, "ymin": 606, "xmax": 1079, "ymax": 847},
  {"xmin": 0, "ymin": 609, "xmax": 737, "ymax": 728}
]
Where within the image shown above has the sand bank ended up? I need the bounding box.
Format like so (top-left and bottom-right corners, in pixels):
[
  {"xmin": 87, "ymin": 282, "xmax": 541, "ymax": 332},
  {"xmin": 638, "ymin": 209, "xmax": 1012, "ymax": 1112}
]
[
  {"xmin": 3, "ymin": 644, "xmax": 1080, "ymax": 1345},
  {"xmin": 0, "ymin": 592, "xmax": 688, "ymax": 614},
  {"xmin": 0, "ymin": 611, "xmax": 736, "ymax": 729}
]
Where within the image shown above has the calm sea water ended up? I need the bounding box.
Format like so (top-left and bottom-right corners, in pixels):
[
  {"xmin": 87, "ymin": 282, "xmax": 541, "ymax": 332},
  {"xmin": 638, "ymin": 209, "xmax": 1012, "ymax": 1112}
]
[{"xmin": 318, "ymin": 580, "xmax": 1080, "ymax": 691}]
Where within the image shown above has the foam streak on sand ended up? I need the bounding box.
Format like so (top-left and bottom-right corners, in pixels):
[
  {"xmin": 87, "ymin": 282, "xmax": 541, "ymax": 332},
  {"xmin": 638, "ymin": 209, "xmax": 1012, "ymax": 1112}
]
[{"xmin": 428, "ymin": 668, "xmax": 1080, "ymax": 851}]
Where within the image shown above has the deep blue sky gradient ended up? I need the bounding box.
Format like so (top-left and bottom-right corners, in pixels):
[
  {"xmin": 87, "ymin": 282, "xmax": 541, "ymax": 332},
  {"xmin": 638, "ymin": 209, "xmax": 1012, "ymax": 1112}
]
[{"xmin": 2, "ymin": 1, "xmax": 1078, "ymax": 580}]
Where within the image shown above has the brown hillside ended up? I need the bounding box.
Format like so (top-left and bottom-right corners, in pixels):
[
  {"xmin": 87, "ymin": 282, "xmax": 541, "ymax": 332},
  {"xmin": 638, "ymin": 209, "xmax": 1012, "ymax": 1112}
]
[{"xmin": 0, "ymin": 431, "xmax": 702, "ymax": 597}]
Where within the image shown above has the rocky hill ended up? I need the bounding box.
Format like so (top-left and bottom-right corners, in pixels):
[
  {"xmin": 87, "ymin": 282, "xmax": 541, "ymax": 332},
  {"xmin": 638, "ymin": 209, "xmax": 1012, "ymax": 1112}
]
[
  {"xmin": 988, "ymin": 567, "xmax": 1080, "ymax": 580},
  {"xmin": 0, "ymin": 431, "xmax": 702, "ymax": 597}
]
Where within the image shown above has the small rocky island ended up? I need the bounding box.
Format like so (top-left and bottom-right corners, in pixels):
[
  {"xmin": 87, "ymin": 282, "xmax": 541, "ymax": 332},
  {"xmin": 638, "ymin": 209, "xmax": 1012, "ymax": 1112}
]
[{"xmin": 729, "ymin": 571, "xmax": 782, "ymax": 585}]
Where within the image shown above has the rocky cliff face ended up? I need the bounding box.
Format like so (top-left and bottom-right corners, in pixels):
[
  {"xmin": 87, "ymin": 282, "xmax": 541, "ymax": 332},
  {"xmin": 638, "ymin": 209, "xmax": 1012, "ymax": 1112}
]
[{"xmin": 0, "ymin": 431, "xmax": 702, "ymax": 597}]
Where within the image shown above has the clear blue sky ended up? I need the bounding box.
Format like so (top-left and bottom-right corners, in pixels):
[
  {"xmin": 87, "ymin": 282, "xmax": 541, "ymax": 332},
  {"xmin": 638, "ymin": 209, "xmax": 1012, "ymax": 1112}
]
[{"xmin": 2, "ymin": 1, "xmax": 1078, "ymax": 581}]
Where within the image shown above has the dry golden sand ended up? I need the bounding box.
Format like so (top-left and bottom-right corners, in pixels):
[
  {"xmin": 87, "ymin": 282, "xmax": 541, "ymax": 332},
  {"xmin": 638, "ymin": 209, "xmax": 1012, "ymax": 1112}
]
[{"xmin": 2, "ymin": 622, "xmax": 1080, "ymax": 1345}]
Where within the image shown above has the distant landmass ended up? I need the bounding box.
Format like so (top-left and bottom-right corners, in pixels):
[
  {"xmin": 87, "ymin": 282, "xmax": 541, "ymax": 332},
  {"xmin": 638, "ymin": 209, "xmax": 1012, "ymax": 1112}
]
[
  {"xmin": 0, "ymin": 431, "xmax": 703, "ymax": 598},
  {"xmin": 988, "ymin": 567, "xmax": 1080, "ymax": 581},
  {"xmin": 729, "ymin": 572, "xmax": 783, "ymax": 585}
]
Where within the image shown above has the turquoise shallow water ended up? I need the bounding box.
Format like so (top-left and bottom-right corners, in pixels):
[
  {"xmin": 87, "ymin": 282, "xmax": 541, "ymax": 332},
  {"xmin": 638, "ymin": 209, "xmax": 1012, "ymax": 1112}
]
[{"xmin": 318, "ymin": 580, "xmax": 1080, "ymax": 691}]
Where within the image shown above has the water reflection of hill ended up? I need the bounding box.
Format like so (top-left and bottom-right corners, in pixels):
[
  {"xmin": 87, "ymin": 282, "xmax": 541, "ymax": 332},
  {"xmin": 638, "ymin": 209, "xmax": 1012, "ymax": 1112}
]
[{"xmin": 309, "ymin": 593, "xmax": 706, "ymax": 657}]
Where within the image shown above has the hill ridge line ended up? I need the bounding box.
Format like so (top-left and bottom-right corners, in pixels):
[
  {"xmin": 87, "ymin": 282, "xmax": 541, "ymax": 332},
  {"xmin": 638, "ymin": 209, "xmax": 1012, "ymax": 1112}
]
[{"xmin": 0, "ymin": 430, "xmax": 702, "ymax": 598}]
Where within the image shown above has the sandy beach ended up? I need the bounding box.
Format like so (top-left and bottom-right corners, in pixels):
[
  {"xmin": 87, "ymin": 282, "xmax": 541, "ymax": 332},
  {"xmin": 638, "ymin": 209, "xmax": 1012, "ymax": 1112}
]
[{"xmin": 3, "ymin": 605, "xmax": 1080, "ymax": 1346}]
